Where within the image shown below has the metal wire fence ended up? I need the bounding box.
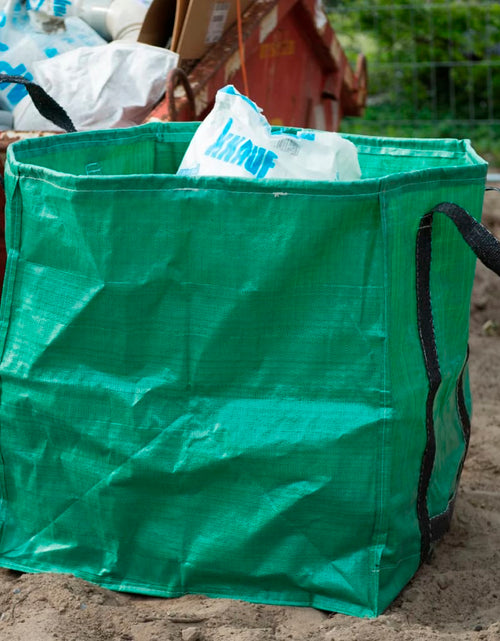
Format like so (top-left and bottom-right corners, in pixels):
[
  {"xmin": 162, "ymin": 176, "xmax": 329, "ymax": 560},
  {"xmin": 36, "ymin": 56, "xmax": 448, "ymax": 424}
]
[{"xmin": 330, "ymin": 1, "xmax": 500, "ymax": 158}]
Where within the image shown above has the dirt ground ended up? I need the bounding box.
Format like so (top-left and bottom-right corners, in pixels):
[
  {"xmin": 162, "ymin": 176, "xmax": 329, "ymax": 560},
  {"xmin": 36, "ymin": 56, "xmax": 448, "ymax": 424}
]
[{"xmin": 0, "ymin": 190, "xmax": 499, "ymax": 641}]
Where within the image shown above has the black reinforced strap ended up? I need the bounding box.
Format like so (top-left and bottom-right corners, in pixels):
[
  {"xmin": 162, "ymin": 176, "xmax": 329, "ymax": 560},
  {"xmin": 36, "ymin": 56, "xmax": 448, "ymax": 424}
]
[
  {"xmin": 0, "ymin": 74, "xmax": 76, "ymax": 133},
  {"xmin": 416, "ymin": 202, "xmax": 500, "ymax": 564}
]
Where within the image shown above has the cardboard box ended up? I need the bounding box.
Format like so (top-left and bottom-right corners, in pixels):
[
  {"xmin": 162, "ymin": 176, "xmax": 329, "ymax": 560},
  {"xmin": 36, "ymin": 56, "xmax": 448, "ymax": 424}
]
[
  {"xmin": 139, "ymin": 0, "xmax": 254, "ymax": 60},
  {"xmin": 138, "ymin": 0, "xmax": 177, "ymax": 47}
]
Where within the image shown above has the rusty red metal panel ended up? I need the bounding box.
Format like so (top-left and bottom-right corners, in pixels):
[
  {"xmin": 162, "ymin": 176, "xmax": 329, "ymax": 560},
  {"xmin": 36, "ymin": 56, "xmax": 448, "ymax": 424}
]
[{"xmin": 148, "ymin": 0, "xmax": 367, "ymax": 130}]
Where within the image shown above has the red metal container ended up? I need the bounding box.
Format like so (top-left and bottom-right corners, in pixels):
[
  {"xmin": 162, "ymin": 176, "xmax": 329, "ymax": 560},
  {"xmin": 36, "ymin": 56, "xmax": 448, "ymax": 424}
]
[{"xmin": 147, "ymin": 0, "xmax": 367, "ymax": 130}]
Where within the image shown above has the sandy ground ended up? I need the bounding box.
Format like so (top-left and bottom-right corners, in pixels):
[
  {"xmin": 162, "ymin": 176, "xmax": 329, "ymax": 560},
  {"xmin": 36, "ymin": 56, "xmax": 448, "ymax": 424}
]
[{"xmin": 0, "ymin": 192, "xmax": 499, "ymax": 641}]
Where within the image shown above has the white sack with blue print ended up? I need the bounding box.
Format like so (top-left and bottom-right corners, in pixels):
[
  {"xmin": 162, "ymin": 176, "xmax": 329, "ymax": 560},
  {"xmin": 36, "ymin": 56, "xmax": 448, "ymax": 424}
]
[{"xmin": 177, "ymin": 86, "xmax": 361, "ymax": 181}]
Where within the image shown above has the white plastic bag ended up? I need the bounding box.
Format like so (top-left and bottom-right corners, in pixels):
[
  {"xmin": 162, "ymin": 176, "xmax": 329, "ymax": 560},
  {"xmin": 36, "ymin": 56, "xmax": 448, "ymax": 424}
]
[
  {"xmin": 177, "ymin": 86, "xmax": 361, "ymax": 181},
  {"xmin": 13, "ymin": 40, "xmax": 178, "ymax": 131},
  {"xmin": 26, "ymin": 0, "xmax": 153, "ymax": 41},
  {"xmin": 0, "ymin": 0, "xmax": 105, "ymax": 111}
]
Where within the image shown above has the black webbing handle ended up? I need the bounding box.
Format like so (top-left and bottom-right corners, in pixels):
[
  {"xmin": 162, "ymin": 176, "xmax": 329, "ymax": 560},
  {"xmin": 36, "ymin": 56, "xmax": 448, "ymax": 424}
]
[
  {"xmin": 416, "ymin": 201, "xmax": 500, "ymax": 564},
  {"xmin": 0, "ymin": 75, "xmax": 76, "ymax": 133}
]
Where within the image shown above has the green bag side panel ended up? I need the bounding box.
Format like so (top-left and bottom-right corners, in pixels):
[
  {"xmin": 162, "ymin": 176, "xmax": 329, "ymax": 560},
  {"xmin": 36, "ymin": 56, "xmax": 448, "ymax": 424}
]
[
  {"xmin": 378, "ymin": 163, "xmax": 486, "ymax": 611},
  {"xmin": 0, "ymin": 145, "xmax": 388, "ymax": 617},
  {"xmin": 426, "ymin": 187, "xmax": 484, "ymax": 515}
]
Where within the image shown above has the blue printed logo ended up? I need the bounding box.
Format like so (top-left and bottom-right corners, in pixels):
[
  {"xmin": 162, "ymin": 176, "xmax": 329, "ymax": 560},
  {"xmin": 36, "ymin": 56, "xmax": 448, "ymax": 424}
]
[
  {"xmin": 204, "ymin": 118, "xmax": 278, "ymax": 179},
  {"xmin": 52, "ymin": 0, "xmax": 72, "ymax": 17},
  {"xmin": 0, "ymin": 64, "xmax": 33, "ymax": 106},
  {"xmin": 177, "ymin": 164, "xmax": 201, "ymax": 177},
  {"xmin": 26, "ymin": 0, "xmax": 46, "ymax": 10},
  {"xmin": 27, "ymin": 0, "xmax": 72, "ymax": 15}
]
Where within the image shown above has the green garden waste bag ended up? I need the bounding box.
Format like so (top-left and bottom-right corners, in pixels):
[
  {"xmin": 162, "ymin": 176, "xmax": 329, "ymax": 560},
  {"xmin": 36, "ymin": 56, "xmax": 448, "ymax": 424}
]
[{"xmin": 0, "ymin": 123, "xmax": 498, "ymax": 618}]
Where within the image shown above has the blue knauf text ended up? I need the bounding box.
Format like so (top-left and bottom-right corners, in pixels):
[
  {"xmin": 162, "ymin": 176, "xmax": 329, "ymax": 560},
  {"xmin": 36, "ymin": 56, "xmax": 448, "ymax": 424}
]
[{"xmin": 204, "ymin": 118, "xmax": 278, "ymax": 179}]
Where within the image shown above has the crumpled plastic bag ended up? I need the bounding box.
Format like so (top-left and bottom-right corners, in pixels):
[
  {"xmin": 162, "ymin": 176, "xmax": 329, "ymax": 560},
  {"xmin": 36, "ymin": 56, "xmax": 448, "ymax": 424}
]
[
  {"xmin": 0, "ymin": 0, "xmax": 105, "ymax": 111},
  {"xmin": 26, "ymin": 0, "xmax": 153, "ymax": 42},
  {"xmin": 13, "ymin": 40, "xmax": 179, "ymax": 130},
  {"xmin": 177, "ymin": 85, "xmax": 361, "ymax": 181}
]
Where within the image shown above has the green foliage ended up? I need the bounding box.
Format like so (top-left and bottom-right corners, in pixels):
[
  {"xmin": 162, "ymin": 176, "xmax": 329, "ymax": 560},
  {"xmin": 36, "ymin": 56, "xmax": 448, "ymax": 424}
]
[{"xmin": 330, "ymin": 1, "xmax": 500, "ymax": 162}]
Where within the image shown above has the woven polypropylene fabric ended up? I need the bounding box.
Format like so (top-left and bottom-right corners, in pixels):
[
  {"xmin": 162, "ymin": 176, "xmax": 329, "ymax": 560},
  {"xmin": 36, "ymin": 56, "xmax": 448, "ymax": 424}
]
[{"xmin": 0, "ymin": 124, "xmax": 487, "ymax": 617}]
